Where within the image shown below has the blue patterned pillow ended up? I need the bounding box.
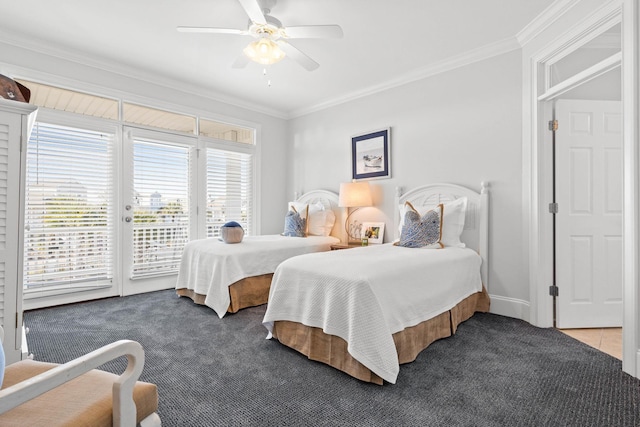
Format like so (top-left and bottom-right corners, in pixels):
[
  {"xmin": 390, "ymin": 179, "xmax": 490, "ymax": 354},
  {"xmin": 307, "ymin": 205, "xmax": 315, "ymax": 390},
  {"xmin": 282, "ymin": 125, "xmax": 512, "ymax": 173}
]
[
  {"xmin": 395, "ymin": 202, "xmax": 443, "ymax": 248},
  {"xmin": 282, "ymin": 206, "xmax": 307, "ymax": 237}
]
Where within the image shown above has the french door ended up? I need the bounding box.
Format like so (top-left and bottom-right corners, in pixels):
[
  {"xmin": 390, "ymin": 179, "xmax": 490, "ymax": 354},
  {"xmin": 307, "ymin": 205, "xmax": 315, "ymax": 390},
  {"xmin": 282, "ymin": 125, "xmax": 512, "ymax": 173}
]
[
  {"xmin": 23, "ymin": 121, "xmax": 197, "ymax": 307},
  {"xmin": 121, "ymin": 127, "xmax": 196, "ymax": 295},
  {"xmin": 24, "ymin": 116, "xmax": 254, "ymax": 308}
]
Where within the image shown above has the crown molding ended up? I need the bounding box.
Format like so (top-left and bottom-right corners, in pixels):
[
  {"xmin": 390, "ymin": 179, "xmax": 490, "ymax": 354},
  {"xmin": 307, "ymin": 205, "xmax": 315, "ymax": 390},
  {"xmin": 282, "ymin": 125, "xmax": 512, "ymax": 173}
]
[
  {"xmin": 516, "ymin": 0, "xmax": 623, "ymax": 48},
  {"xmin": 0, "ymin": 30, "xmax": 289, "ymax": 120},
  {"xmin": 289, "ymin": 36, "xmax": 521, "ymax": 119},
  {"xmin": 517, "ymin": 0, "xmax": 583, "ymax": 46}
]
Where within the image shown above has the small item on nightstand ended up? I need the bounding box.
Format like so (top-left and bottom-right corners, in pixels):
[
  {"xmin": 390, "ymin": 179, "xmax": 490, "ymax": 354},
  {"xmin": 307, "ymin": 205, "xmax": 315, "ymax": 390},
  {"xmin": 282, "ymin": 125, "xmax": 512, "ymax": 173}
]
[{"xmin": 361, "ymin": 238, "xmax": 368, "ymax": 246}]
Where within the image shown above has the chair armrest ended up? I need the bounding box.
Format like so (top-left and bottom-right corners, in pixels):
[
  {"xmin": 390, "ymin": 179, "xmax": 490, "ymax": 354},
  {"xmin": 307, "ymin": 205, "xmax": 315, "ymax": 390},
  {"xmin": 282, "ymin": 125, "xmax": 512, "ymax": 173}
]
[{"xmin": 0, "ymin": 339, "xmax": 145, "ymax": 427}]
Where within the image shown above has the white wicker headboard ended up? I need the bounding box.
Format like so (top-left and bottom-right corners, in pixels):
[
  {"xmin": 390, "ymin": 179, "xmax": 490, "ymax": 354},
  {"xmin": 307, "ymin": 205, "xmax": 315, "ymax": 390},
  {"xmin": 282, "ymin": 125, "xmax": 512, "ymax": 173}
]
[
  {"xmin": 395, "ymin": 182, "xmax": 490, "ymax": 288},
  {"xmin": 295, "ymin": 189, "xmax": 342, "ymax": 240}
]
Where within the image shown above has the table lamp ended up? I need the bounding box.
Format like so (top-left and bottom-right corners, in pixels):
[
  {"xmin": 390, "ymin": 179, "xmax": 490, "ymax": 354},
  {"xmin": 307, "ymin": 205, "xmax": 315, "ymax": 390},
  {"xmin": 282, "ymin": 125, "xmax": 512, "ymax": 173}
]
[{"xmin": 338, "ymin": 181, "xmax": 373, "ymax": 243}]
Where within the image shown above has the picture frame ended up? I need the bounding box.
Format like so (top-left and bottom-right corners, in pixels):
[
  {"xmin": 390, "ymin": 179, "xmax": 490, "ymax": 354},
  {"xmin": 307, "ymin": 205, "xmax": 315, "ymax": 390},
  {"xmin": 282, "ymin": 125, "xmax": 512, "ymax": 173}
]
[
  {"xmin": 362, "ymin": 222, "xmax": 385, "ymax": 244},
  {"xmin": 351, "ymin": 128, "xmax": 390, "ymax": 180}
]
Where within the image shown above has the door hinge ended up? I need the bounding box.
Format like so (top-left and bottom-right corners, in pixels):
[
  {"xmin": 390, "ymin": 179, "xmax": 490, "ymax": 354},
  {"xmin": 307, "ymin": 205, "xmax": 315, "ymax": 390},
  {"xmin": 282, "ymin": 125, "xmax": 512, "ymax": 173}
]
[
  {"xmin": 548, "ymin": 120, "xmax": 558, "ymax": 131},
  {"xmin": 549, "ymin": 202, "xmax": 558, "ymax": 214},
  {"xmin": 196, "ymin": 148, "xmax": 201, "ymax": 158},
  {"xmin": 549, "ymin": 285, "xmax": 559, "ymax": 297}
]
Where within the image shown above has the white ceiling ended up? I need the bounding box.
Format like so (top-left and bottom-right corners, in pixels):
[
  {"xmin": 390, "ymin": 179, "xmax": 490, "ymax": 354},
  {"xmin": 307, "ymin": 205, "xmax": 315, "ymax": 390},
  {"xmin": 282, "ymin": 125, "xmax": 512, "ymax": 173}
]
[{"xmin": 0, "ymin": 0, "xmax": 556, "ymax": 118}]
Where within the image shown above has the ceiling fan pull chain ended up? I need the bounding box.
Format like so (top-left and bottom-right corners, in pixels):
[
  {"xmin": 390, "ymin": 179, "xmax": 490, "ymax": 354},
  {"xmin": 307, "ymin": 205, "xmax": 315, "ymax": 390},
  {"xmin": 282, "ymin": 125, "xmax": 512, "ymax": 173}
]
[{"xmin": 262, "ymin": 67, "xmax": 272, "ymax": 87}]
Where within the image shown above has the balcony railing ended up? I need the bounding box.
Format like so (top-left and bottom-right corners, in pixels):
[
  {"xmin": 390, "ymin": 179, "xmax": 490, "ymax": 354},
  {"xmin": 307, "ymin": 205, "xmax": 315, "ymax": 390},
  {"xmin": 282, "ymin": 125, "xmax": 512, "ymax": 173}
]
[
  {"xmin": 131, "ymin": 222, "xmax": 188, "ymax": 277},
  {"xmin": 24, "ymin": 222, "xmax": 189, "ymax": 286}
]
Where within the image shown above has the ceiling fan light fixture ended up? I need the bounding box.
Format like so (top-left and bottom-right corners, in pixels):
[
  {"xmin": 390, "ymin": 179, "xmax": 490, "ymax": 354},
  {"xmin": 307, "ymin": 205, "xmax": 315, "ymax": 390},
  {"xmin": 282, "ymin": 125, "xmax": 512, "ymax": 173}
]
[{"xmin": 243, "ymin": 37, "xmax": 285, "ymax": 65}]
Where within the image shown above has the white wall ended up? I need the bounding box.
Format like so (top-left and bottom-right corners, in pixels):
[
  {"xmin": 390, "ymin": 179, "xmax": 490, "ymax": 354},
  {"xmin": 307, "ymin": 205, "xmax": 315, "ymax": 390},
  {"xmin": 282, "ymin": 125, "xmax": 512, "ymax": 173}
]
[
  {"xmin": 0, "ymin": 41, "xmax": 289, "ymax": 234},
  {"xmin": 287, "ymin": 50, "xmax": 529, "ymax": 314}
]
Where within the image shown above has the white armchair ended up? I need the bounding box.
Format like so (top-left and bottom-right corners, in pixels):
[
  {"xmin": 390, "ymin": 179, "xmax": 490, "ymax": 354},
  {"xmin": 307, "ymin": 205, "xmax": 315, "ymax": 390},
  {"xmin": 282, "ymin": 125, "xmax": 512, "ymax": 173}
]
[{"xmin": 0, "ymin": 326, "xmax": 160, "ymax": 426}]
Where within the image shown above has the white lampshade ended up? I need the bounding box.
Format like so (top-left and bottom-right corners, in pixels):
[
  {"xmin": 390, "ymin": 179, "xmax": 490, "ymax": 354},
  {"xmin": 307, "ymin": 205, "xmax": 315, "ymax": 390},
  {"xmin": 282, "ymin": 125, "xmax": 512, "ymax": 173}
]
[{"xmin": 338, "ymin": 181, "xmax": 372, "ymax": 207}]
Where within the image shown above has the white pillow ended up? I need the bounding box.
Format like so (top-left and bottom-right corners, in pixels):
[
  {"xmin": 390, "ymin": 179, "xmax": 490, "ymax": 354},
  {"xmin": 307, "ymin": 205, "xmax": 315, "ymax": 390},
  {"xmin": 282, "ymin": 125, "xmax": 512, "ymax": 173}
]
[
  {"xmin": 309, "ymin": 209, "xmax": 336, "ymax": 236},
  {"xmin": 398, "ymin": 197, "xmax": 467, "ymax": 247},
  {"xmin": 288, "ymin": 201, "xmax": 336, "ymax": 236}
]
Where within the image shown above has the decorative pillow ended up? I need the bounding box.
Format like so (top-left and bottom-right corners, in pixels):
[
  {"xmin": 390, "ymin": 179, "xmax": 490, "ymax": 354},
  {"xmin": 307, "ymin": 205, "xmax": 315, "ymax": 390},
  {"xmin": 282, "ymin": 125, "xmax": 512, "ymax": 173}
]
[
  {"xmin": 395, "ymin": 202, "xmax": 443, "ymax": 248},
  {"xmin": 288, "ymin": 201, "xmax": 335, "ymax": 236},
  {"xmin": 288, "ymin": 201, "xmax": 311, "ymax": 218},
  {"xmin": 398, "ymin": 197, "xmax": 467, "ymax": 248},
  {"xmin": 282, "ymin": 206, "xmax": 307, "ymax": 237},
  {"xmin": 220, "ymin": 221, "xmax": 244, "ymax": 243}
]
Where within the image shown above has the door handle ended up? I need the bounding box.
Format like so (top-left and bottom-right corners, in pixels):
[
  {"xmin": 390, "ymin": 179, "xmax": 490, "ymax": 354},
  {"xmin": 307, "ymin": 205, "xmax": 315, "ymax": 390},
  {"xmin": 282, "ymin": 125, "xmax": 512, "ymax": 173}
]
[{"xmin": 125, "ymin": 217, "xmax": 132, "ymax": 223}]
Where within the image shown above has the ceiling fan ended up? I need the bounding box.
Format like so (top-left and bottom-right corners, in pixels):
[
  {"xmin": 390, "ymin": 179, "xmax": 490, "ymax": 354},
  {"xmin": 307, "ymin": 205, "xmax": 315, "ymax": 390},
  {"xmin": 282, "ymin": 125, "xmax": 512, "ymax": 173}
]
[{"xmin": 177, "ymin": 0, "xmax": 343, "ymax": 71}]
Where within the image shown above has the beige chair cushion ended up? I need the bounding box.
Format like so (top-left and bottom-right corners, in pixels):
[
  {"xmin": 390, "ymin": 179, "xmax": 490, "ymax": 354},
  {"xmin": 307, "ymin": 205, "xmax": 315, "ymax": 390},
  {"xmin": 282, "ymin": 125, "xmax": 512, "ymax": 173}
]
[{"xmin": 0, "ymin": 359, "xmax": 158, "ymax": 427}]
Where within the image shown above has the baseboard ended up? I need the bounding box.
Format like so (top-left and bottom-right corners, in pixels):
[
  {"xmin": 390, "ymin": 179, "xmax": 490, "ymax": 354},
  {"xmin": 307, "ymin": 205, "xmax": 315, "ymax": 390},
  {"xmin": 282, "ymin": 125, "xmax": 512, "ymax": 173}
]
[
  {"xmin": 488, "ymin": 294, "xmax": 531, "ymax": 323},
  {"xmin": 634, "ymin": 350, "xmax": 640, "ymax": 379},
  {"xmin": 21, "ymin": 325, "xmax": 29, "ymax": 360}
]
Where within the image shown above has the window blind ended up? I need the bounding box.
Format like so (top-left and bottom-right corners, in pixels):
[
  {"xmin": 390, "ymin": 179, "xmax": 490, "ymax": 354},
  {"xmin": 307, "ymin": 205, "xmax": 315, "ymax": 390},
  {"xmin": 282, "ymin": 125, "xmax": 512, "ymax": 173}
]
[
  {"xmin": 206, "ymin": 148, "xmax": 252, "ymax": 238},
  {"xmin": 24, "ymin": 122, "xmax": 114, "ymax": 289},
  {"xmin": 131, "ymin": 139, "xmax": 190, "ymax": 278}
]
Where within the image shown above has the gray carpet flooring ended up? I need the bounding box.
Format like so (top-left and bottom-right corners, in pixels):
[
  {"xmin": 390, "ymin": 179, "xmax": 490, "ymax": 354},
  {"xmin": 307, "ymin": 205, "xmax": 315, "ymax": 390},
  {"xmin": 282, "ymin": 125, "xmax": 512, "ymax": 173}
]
[{"xmin": 24, "ymin": 289, "xmax": 640, "ymax": 426}]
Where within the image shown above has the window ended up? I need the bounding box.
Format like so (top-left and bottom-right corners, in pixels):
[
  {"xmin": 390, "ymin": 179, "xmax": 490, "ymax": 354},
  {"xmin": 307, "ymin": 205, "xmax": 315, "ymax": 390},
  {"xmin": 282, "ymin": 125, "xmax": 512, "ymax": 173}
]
[
  {"xmin": 206, "ymin": 148, "xmax": 253, "ymax": 237},
  {"xmin": 24, "ymin": 122, "xmax": 115, "ymax": 290},
  {"xmin": 17, "ymin": 79, "xmax": 257, "ymax": 303},
  {"xmin": 200, "ymin": 119, "xmax": 254, "ymax": 144},
  {"xmin": 130, "ymin": 138, "xmax": 191, "ymax": 278},
  {"xmin": 16, "ymin": 80, "xmax": 118, "ymax": 120},
  {"xmin": 123, "ymin": 102, "xmax": 196, "ymax": 135}
]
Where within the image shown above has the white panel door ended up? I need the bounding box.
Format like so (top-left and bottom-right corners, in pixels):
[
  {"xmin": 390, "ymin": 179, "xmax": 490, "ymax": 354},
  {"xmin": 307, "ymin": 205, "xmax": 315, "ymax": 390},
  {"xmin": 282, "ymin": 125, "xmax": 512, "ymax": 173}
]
[{"xmin": 555, "ymin": 99, "xmax": 622, "ymax": 328}]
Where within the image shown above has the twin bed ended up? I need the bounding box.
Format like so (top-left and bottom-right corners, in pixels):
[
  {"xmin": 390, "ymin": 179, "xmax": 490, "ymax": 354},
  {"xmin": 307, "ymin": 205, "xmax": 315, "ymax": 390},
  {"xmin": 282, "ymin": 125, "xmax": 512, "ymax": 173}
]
[
  {"xmin": 263, "ymin": 182, "xmax": 490, "ymax": 384},
  {"xmin": 176, "ymin": 182, "xmax": 490, "ymax": 384},
  {"xmin": 176, "ymin": 189, "xmax": 342, "ymax": 318}
]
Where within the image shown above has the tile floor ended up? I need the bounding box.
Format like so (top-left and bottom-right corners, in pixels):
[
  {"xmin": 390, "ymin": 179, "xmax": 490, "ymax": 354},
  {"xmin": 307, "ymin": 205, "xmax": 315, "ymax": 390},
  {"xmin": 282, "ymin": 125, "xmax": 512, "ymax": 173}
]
[{"xmin": 558, "ymin": 328, "xmax": 622, "ymax": 360}]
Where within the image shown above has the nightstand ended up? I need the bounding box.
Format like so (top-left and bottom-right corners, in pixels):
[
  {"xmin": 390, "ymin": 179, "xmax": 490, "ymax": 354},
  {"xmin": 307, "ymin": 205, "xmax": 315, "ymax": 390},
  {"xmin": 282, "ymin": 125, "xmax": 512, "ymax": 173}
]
[{"xmin": 330, "ymin": 242, "xmax": 367, "ymax": 250}]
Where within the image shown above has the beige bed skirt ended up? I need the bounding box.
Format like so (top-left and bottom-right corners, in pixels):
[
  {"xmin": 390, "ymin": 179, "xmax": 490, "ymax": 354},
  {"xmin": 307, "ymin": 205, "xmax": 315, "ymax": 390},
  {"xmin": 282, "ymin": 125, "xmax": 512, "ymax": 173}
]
[
  {"xmin": 271, "ymin": 287, "xmax": 490, "ymax": 385},
  {"xmin": 176, "ymin": 273, "xmax": 273, "ymax": 314}
]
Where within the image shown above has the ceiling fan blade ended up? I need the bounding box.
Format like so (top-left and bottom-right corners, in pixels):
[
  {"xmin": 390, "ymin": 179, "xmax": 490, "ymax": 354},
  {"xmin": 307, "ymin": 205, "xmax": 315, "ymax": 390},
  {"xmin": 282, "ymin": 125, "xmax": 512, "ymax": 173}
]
[
  {"xmin": 177, "ymin": 26, "xmax": 248, "ymax": 35},
  {"xmin": 237, "ymin": 0, "xmax": 266, "ymax": 25},
  {"xmin": 232, "ymin": 54, "xmax": 251, "ymax": 69},
  {"xmin": 276, "ymin": 40, "xmax": 319, "ymax": 71},
  {"xmin": 284, "ymin": 25, "xmax": 344, "ymax": 39}
]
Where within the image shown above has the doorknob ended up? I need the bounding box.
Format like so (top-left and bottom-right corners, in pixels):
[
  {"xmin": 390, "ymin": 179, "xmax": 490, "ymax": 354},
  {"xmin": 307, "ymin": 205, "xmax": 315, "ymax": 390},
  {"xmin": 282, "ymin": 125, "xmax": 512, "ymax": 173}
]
[{"xmin": 125, "ymin": 217, "xmax": 132, "ymax": 223}]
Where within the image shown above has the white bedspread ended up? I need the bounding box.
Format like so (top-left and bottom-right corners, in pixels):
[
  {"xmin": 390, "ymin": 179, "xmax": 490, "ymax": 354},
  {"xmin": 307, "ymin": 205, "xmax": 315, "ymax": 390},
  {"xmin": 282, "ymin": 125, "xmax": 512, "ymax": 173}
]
[
  {"xmin": 176, "ymin": 235, "xmax": 339, "ymax": 318},
  {"xmin": 262, "ymin": 244, "xmax": 482, "ymax": 384}
]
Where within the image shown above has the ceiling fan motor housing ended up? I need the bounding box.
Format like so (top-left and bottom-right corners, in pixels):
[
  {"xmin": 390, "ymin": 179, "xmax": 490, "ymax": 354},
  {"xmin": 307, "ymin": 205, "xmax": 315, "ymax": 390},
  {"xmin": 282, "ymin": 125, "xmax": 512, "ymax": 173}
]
[{"xmin": 248, "ymin": 15, "xmax": 284, "ymax": 39}]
